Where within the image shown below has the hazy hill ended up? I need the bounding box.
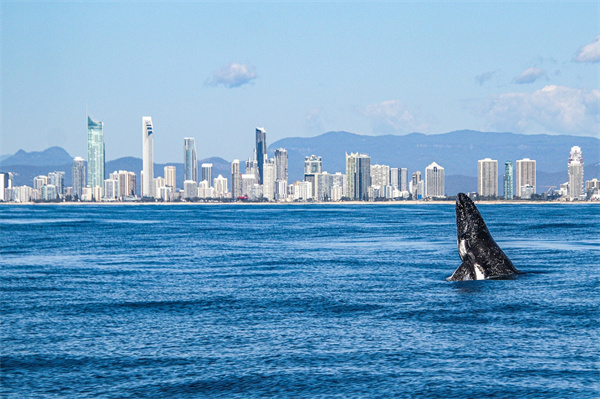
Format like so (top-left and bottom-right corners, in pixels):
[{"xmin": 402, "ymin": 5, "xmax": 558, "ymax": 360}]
[{"xmin": 1, "ymin": 147, "xmax": 73, "ymax": 166}]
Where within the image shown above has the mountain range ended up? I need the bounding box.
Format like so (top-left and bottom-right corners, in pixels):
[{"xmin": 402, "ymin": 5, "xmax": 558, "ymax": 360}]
[{"xmin": 1, "ymin": 130, "xmax": 598, "ymax": 196}]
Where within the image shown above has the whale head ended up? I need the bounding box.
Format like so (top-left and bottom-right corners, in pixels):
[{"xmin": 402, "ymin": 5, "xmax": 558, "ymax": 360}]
[
  {"xmin": 455, "ymin": 193, "xmax": 492, "ymax": 252},
  {"xmin": 448, "ymin": 193, "xmax": 518, "ymax": 281}
]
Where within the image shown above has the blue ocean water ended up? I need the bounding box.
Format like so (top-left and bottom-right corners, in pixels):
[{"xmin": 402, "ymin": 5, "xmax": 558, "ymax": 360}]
[{"xmin": 1, "ymin": 203, "xmax": 598, "ymax": 398}]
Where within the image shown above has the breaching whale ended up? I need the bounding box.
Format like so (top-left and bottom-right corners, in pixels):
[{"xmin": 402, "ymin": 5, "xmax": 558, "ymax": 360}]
[{"xmin": 447, "ymin": 193, "xmax": 519, "ymax": 281}]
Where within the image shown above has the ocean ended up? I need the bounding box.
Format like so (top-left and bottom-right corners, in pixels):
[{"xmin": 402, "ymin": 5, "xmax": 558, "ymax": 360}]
[{"xmin": 1, "ymin": 203, "xmax": 598, "ymax": 398}]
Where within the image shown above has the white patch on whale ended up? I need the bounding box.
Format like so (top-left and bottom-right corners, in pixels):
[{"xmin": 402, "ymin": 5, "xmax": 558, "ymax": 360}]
[{"xmin": 459, "ymin": 239, "xmax": 467, "ymax": 258}]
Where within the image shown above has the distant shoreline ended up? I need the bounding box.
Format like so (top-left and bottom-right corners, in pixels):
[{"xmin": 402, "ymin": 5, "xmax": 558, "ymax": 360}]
[{"xmin": 1, "ymin": 200, "xmax": 597, "ymax": 206}]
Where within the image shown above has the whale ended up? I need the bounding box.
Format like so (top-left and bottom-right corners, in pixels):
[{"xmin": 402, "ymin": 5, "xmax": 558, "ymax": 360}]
[{"xmin": 447, "ymin": 193, "xmax": 519, "ymax": 281}]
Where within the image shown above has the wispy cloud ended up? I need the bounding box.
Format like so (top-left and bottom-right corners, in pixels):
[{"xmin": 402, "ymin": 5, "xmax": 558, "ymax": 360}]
[
  {"xmin": 475, "ymin": 71, "xmax": 495, "ymax": 86},
  {"xmin": 574, "ymin": 36, "xmax": 600, "ymax": 63},
  {"xmin": 206, "ymin": 63, "xmax": 257, "ymax": 88},
  {"xmin": 512, "ymin": 67, "xmax": 547, "ymax": 84},
  {"xmin": 474, "ymin": 85, "xmax": 599, "ymax": 135},
  {"xmin": 363, "ymin": 100, "xmax": 428, "ymax": 134}
]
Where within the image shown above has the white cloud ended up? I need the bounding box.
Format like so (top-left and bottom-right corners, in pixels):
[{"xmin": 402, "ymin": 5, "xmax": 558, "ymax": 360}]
[
  {"xmin": 574, "ymin": 36, "xmax": 600, "ymax": 63},
  {"xmin": 363, "ymin": 100, "xmax": 428, "ymax": 134},
  {"xmin": 206, "ymin": 63, "xmax": 257, "ymax": 88},
  {"xmin": 476, "ymin": 85, "xmax": 600, "ymax": 136},
  {"xmin": 304, "ymin": 108, "xmax": 325, "ymax": 136},
  {"xmin": 475, "ymin": 71, "xmax": 495, "ymax": 86},
  {"xmin": 512, "ymin": 67, "xmax": 547, "ymax": 84}
]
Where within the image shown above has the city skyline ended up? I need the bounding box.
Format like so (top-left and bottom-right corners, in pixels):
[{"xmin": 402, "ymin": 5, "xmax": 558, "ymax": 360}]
[{"xmin": 2, "ymin": 2, "xmax": 598, "ymax": 163}]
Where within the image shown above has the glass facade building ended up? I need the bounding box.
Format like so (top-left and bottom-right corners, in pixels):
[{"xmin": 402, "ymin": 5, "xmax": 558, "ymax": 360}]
[
  {"xmin": 184, "ymin": 138, "xmax": 198, "ymax": 183},
  {"xmin": 87, "ymin": 116, "xmax": 105, "ymax": 191}
]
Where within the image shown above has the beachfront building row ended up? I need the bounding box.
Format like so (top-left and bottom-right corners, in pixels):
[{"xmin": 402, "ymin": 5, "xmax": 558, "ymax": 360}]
[{"xmin": 475, "ymin": 147, "xmax": 587, "ymax": 200}]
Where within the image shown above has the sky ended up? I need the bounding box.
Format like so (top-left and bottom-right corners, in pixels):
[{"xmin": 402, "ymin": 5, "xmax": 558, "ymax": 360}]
[{"xmin": 2, "ymin": 1, "xmax": 599, "ymax": 163}]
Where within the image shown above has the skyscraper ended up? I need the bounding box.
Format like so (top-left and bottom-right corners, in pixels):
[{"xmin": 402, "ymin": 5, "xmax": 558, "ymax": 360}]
[
  {"xmin": 568, "ymin": 146, "xmax": 584, "ymax": 199},
  {"xmin": 201, "ymin": 163, "xmax": 213, "ymax": 186},
  {"xmin": 164, "ymin": 166, "xmax": 176, "ymax": 189},
  {"xmin": 87, "ymin": 115, "xmax": 105, "ymax": 191},
  {"xmin": 411, "ymin": 171, "xmax": 422, "ymax": 199},
  {"xmin": 231, "ymin": 160, "xmax": 242, "ymax": 199},
  {"xmin": 274, "ymin": 148, "xmax": 288, "ymax": 184},
  {"xmin": 400, "ymin": 168, "xmax": 408, "ymax": 191},
  {"xmin": 183, "ymin": 138, "xmax": 198, "ymax": 183},
  {"xmin": 425, "ymin": 162, "xmax": 445, "ymax": 198},
  {"xmin": 72, "ymin": 157, "xmax": 86, "ymax": 198},
  {"xmin": 478, "ymin": 158, "xmax": 498, "ymax": 198},
  {"xmin": 346, "ymin": 153, "xmax": 371, "ymax": 201},
  {"xmin": 142, "ymin": 117, "xmax": 154, "ymax": 198},
  {"xmin": 263, "ymin": 160, "xmax": 276, "ymax": 201},
  {"xmin": 304, "ymin": 155, "xmax": 322, "ymax": 198},
  {"xmin": 516, "ymin": 158, "xmax": 536, "ymax": 198},
  {"xmin": 504, "ymin": 161, "xmax": 513, "ymax": 200},
  {"xmin": 48, "ymin": 171, "xmax": 65, "ymax": 196},
  {"xmin": 255, "ymin": 127, "xmax": 267, "ymax": 184}
]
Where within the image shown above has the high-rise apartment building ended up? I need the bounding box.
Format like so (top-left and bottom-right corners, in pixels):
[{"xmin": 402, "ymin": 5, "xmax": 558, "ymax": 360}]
[
  {"xmin": 245, "ymin": 158, "xmax": 259, "ymax": 182},
  {"xmin": 142, "ymin": 117, "xmax": 154, "ymax": 198},
  {"xmin": 274, "ymin": 148, "xmax": 288, "ymax": 185},
  {"xmin": 48, "ymin": 171, "xmax": 65, "ymax": 196},
  {"xmin": 400, "ymin": 168, "xmax": 408, "ymax": 191},
  {"xmin": 231, "ymin": 160, "xmax": 242, "ymax": 199},
  {"xmin": 183, "ymin": 138, "xmax": 197, "ymax": 183},
  {"xmin": 87, "ymin": 115, "xmax": 105, "ymax": 191},
  {"xmin": 504, "ymin": 161, "xmax": 513, "ymax": 200},
  {"xmin": 478, "ymin": 158, "xmax": 498, "ymax": 198},
  {"xmin": 516, "ymin": 158, "xmax": 536, "ymax": 198},
  {"xmin": 411, "ymin": 171, "xmax": 422, "ymax": 199},
  {"xmin": 345, "ymin": 153, "xmax": 371, "ymax": 201},
  {"xmin": 262, "ymin": 160, "xmax": 276, "ymax": 201},
  {"xmin": 304, "ymin": 155, "xmax": 322, "ymax": 198},
  {"xmin": 164, "ymin": 166, "xmax": 176, "ymax": 189},
  {"xmin": 255, "ymin": 127, "xmax": 267, "ymax": 184},
  {"xmin": 568, "ymin": 146, "xmax": 584, "ymax": 199},
  {"xmin": 390, "ymin": 168, "xmax": 400, "ymax": 188},
  {"xmin": 110, "ymin": 170, "xmax": 136, "ymax": 198},
  {"xmin": 72, "ymin": 157, "xmax": 86, "ymax": 198},
  {"xmin": 201, "ymin": 163, "xmax": 213, "ymax": 186},
  {"xmin": 0, "ymin": 173, "xmax": 13, "ymax": 202},
  {"xmin": 213, "ymin": 175, "xmax": 229, "ymax": 198},
  {"xmin": 183, "ymin": 180, "xmax": 197, "ymax": 199},
  {"xmin": 371, "ymin": 164, "xmax": 390, "ymax": 188},
  {"xmin": 425, "ymin": 162, "xmax": 445, "ymax": 198}
]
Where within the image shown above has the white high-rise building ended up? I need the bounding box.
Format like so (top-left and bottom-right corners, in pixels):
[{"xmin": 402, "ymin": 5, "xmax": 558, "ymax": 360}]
[
  {"xmin": 183, "ymin": 180, "xmax": 197, "ymax": 199},
  {"xmin": 214, "ymin": 175, "xmax": 229, "ymax": 198},
  {"xmin": 104, "ymin": 179, "xmax": 119, "ymax": 200},
  {"xmin": 142, "ymin": 116, "xmax": 154, "ymax": 198},
  {"xmin": 48, "ymin": 171, "xmax": 65, "ymax": 196},
  {"xmin": 72, "ymin": 157, "xmax": 86, "ymax": 199},
  {"xmin": 164, "ymin": 166, "xmax": 176, "ymax": 190},
  {"xmin": 231, "ymin": 159, "xmax": 242, "ymax": 199},
  {"xmin": 568, "ymin": 146, "xmax": 584, "ymax": 199},
  {"xmin": 109, "ymin": 170, "xmax": 136, "ymax": 198},
  {"xmin": 241, "ymin": 174, "xmax": 258, "ymax": 198},
  {"xmin": 153, "ymin": 177, "xmax": 165, "ymax": 199},
  {"xmin": 262, "ymin": 160, "xmax": 276, "ymax": 201},
  {"xmin": 425, "ymin": 162, "xmax": 445, "ymax": 198},
  {"xmin": 371, "ymin": 164, "xmax": 390, "ymax": 198},
  {"xmin": 516, "ymin": 158, "xmax": 536, "ymax": 198},
  {"xmin": 478, "ymin": 158, "xmax": 498, "ymax": 198}
]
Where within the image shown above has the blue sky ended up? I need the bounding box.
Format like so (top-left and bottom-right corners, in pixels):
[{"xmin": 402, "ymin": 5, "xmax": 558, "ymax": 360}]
[{"xmin": 2, "ymin": 1, "xmax": 598, "ymax": 163}]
